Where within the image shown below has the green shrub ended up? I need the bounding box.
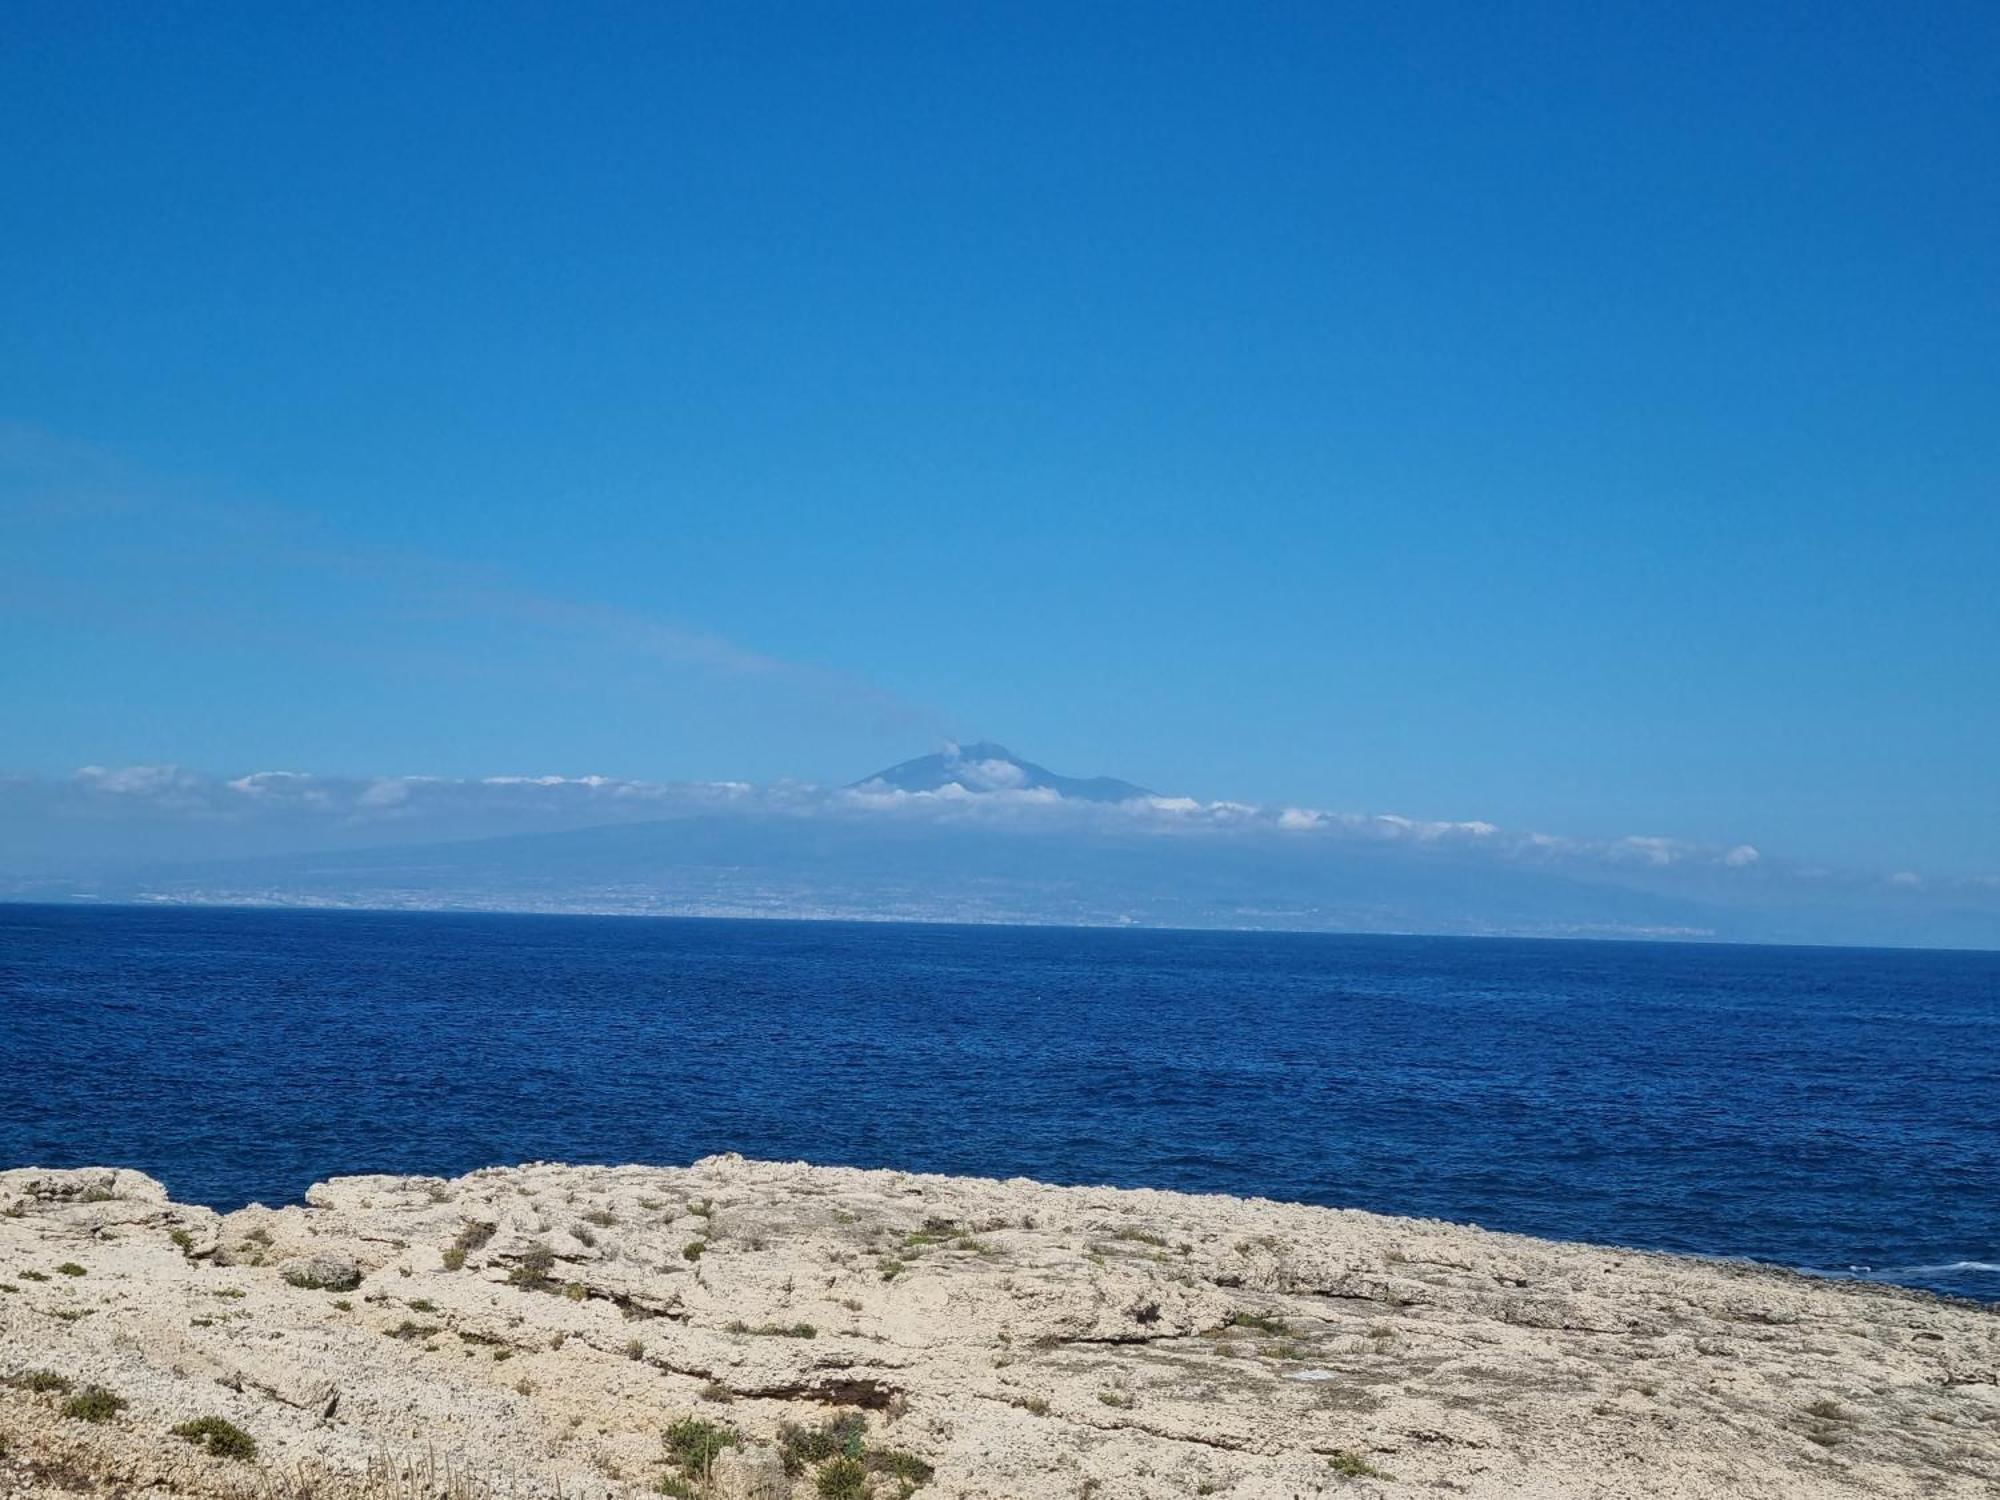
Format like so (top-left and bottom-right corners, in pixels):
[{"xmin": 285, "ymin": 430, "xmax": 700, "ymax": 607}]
[
  {"xmin": 681, "ymin": 1240, "xmax": 706, "ymax": 1262},
  {"xmin": 816, "ymin": 1457, "xmax": 868, "ymax": 1500},
  {"xmin": 1328, "ymin": 1450, "xmax": 1391, "ymax": 1479},
  {"xmin": 778, "ymin": 1413, "xmax": 867, "ymax": 1474},
  {"xmin": 867, "ymin": 1448, "xmax": 936, "ymax": 1494},
  {"xmin": 171, "ymin": 1415, "xmax": 257, "ymax": 1460},
  {"xmin": 441, "ymin": 1247, "xmax": 468, "ymax": 1271},
  {"xmin": 55, "ymin": 1263, "xmax": 86, "ymax": 1278},
  {"xmin": 7, "ymin": 1369, "xmax": 71, "ymax": 1394},
  {"xmin": 662, "ymin": 1416, "xmax": 739, "ymax": 1478},
  {"xmin": 61, "ymin": 1385, "xmax": 126, "ymax": 1422}
]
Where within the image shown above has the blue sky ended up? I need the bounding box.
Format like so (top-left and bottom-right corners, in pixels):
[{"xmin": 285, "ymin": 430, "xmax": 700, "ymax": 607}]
[{"xmin": 3, "ymin": 1, "xmax": 1995, "ymax": 880}]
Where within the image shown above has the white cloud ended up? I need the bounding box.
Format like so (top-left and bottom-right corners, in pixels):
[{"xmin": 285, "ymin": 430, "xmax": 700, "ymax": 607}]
[{"xmin": 24, "ymin": 762, "xmax": 1989, "ymax": 913}]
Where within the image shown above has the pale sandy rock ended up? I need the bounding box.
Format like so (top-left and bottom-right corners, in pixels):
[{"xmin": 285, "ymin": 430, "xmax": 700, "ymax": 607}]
[{"xmin": 0, "ymin": 1156, "xmax": 1993, "ymax": 1500}]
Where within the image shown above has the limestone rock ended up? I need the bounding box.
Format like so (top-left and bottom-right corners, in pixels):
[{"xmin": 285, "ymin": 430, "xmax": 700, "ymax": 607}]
[
  {"xmin": 0, "ymin": 1155, "xmax": 1994, "ymax": 1499},
  {"xmin": 712, "ymin": 1443, "xmax": 789, "ymax": 1499},
  {"xmin": 276, "ymin": 1252, "xmax": 362, "ymax": 1292}
]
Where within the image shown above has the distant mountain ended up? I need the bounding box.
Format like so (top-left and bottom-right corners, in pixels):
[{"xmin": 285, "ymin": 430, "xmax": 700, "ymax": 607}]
[{"xmin": 852, "ymin": 742, "xmax": 1151, "ymax": 803}]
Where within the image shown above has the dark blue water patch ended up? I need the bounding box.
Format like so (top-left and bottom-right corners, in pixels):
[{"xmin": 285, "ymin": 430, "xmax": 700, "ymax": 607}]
[{"xmin": 1, "ymin": 903, "xmax": 1995, "ymax": 1302}]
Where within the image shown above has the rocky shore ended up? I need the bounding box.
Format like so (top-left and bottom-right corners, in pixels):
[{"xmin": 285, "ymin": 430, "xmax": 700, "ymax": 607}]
[{"xmin": 1, "ymin": 1157, "xmax": 1994, "ymax": 1499}]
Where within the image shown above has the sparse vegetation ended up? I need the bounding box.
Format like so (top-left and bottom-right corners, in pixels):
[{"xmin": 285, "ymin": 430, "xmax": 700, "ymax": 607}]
[
  {"xmin": 661, "ymin": 1416, "xmax": 739, "ymax": 1485},
  {"xmin": 1328, "ymin": 1450, "xmax": 1391, "ymax": 1479},
  {"xmin": 682, "ymin": 1240, "xmax": 706, "ymax": 1262},
  {"xmin": 508, "ymin": 1243, "xmax": 557, "ymax": 1288},
  {"xmin": 1222, "ymin": 1310, "xmax": 1287, "ymax": 1335},
  {"xmin": 386, "ymin": 1320, "xmax": 441, "ymax": 1341},
  {"xmin": 61, "ymin": 1384, "xmax": 127, "ymax": 1422},
  {"xmin": 728, "ymin": 1320, "xmax": 816, "ymax": 1339},
  {"xmin": 582, "ymin": 1208, "xmax": 617, "ymax": 1227},
  {"xmin": 282, "ymin": 1262, "xmax": 360, "ymax": 1292},
  {"xmin": 1097, "ymin": 1391, "xmax": 1132, "ymax": 1408},
  {"xmin": 19, "ymin": 1270, "xmax": 49, "ymax": 1282},
  {"xmin": 55, "ymin": 1262, "xmax": 86, "ymax": 1277},
  {"xmin": 169, "ymin": 1228, "xmax": 194, "ymax": 1252},
  {"xmin": 441, "ymin": 1247, "xmax": 468, "ymax": 1271},
  {"xmin": 816, "ymin": 1457, "xmax": 868, "ymax": 1499},
  {"xmin": 6, "ymin": 1369, "xmax": 71, "ymax": 1394},
  {"xmin": 878, "ymin": 1258, "xmax": 906, "ymax": 1281},
  {"xmin": 172, "ymin": 1414, "xmax": 258, "ymax": 1460},
  {"xmin": 778, "ymin": 1413, "xmax": 867, "ymax": 1474}
]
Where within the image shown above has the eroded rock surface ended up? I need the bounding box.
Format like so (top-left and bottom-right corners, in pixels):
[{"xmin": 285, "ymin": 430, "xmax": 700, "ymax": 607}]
[{"xmin": 0, "ymin": 1157, "xmax": 1994, "ymax": 1499}]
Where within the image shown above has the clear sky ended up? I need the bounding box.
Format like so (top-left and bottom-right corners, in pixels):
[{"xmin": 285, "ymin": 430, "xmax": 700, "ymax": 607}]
[{"xmin": 3, "ymin": 2, "xmax": 1995, "ymax": 879}]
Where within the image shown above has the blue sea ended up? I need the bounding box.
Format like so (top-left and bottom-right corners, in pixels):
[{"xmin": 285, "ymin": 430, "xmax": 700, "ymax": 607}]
[{"xmin": 2, "ymin": 904, "xmax": 1995, "ymax": 1302}]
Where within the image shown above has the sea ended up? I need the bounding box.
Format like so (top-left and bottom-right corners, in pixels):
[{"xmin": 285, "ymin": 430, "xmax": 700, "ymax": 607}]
[{"xmin": 2, "ymin": 903, "xmax": 1994, "ymax": 1303}]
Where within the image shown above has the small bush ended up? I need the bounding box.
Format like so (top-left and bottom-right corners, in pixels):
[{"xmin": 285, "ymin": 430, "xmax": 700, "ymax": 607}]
[
  {"xmin": 172, "ymin": 1415, "xmax": 258, "ymax": 1460},
  {"xmin": 1222, "ymin": 1310, "xmax": 1286, "ymax": 1335},
  {"xmin": 441, "ymin": 1247, "xmax": 468, "ymax": 1271},
  {"xmin": 582, "ymin": 1208, "xmax": 617, "ymax": 1227},
  {"xmin": 455, "ymin": 1220, "xmax": 498, "ymax": 1252},
  {"xmin": 19, "ymin": 1270, "xmax": 49, "ymax": 1282},
  {"xmin": 816, "ymin": 1457, "xmax": 868, "ymax": 1500},
  {"xmin": 778, "ymin": 1413, "xmax": 868, "ymax": 1474},
  {"xmin": 562, "ymin": 1281, "xmax": 588, "ymax": 1301},
  {"xmin": 79, "ymin": 1185, "xmax": 116, "ymax": 1204},
  {"xmin": 625, "ymin": 1338, "xmax": 646, "ymax": 1360},
  {"xmin": 867, "ymin": 1449, "xmax": 936, "ymax": 1493},
  {"xmin": 662, "ymin": 1416, "xmax": 739, "ymax": 1477},
  {"xmin": 682, "ymin": 1240, "xmax": 706, "ymax": 1262},
  {"xmin": 55, "ymin": 1263, "xmax": 86, "ymax": 1278},
  {"xmin": 1328, "ymin": 1450, "xmax": 1391, "ymax": 1479},
  {"xmin": 7, "ymin": 1369, "xmax": 71, "ymax": 1393},
  {"xmin": 407, "ymin": 1299, "xmax": 436, "ymax": 1313},
  {"xmin": 169, "ymin": 1229, "xmax": 194, "ymax": 1252},
  {"xmin": 386, "ymin": 1320, "xmax": 440, "ymax": 1341},
  {"xmin": 61, "ymin": 1385, "xmax": 127, "ymax": 1422}
]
